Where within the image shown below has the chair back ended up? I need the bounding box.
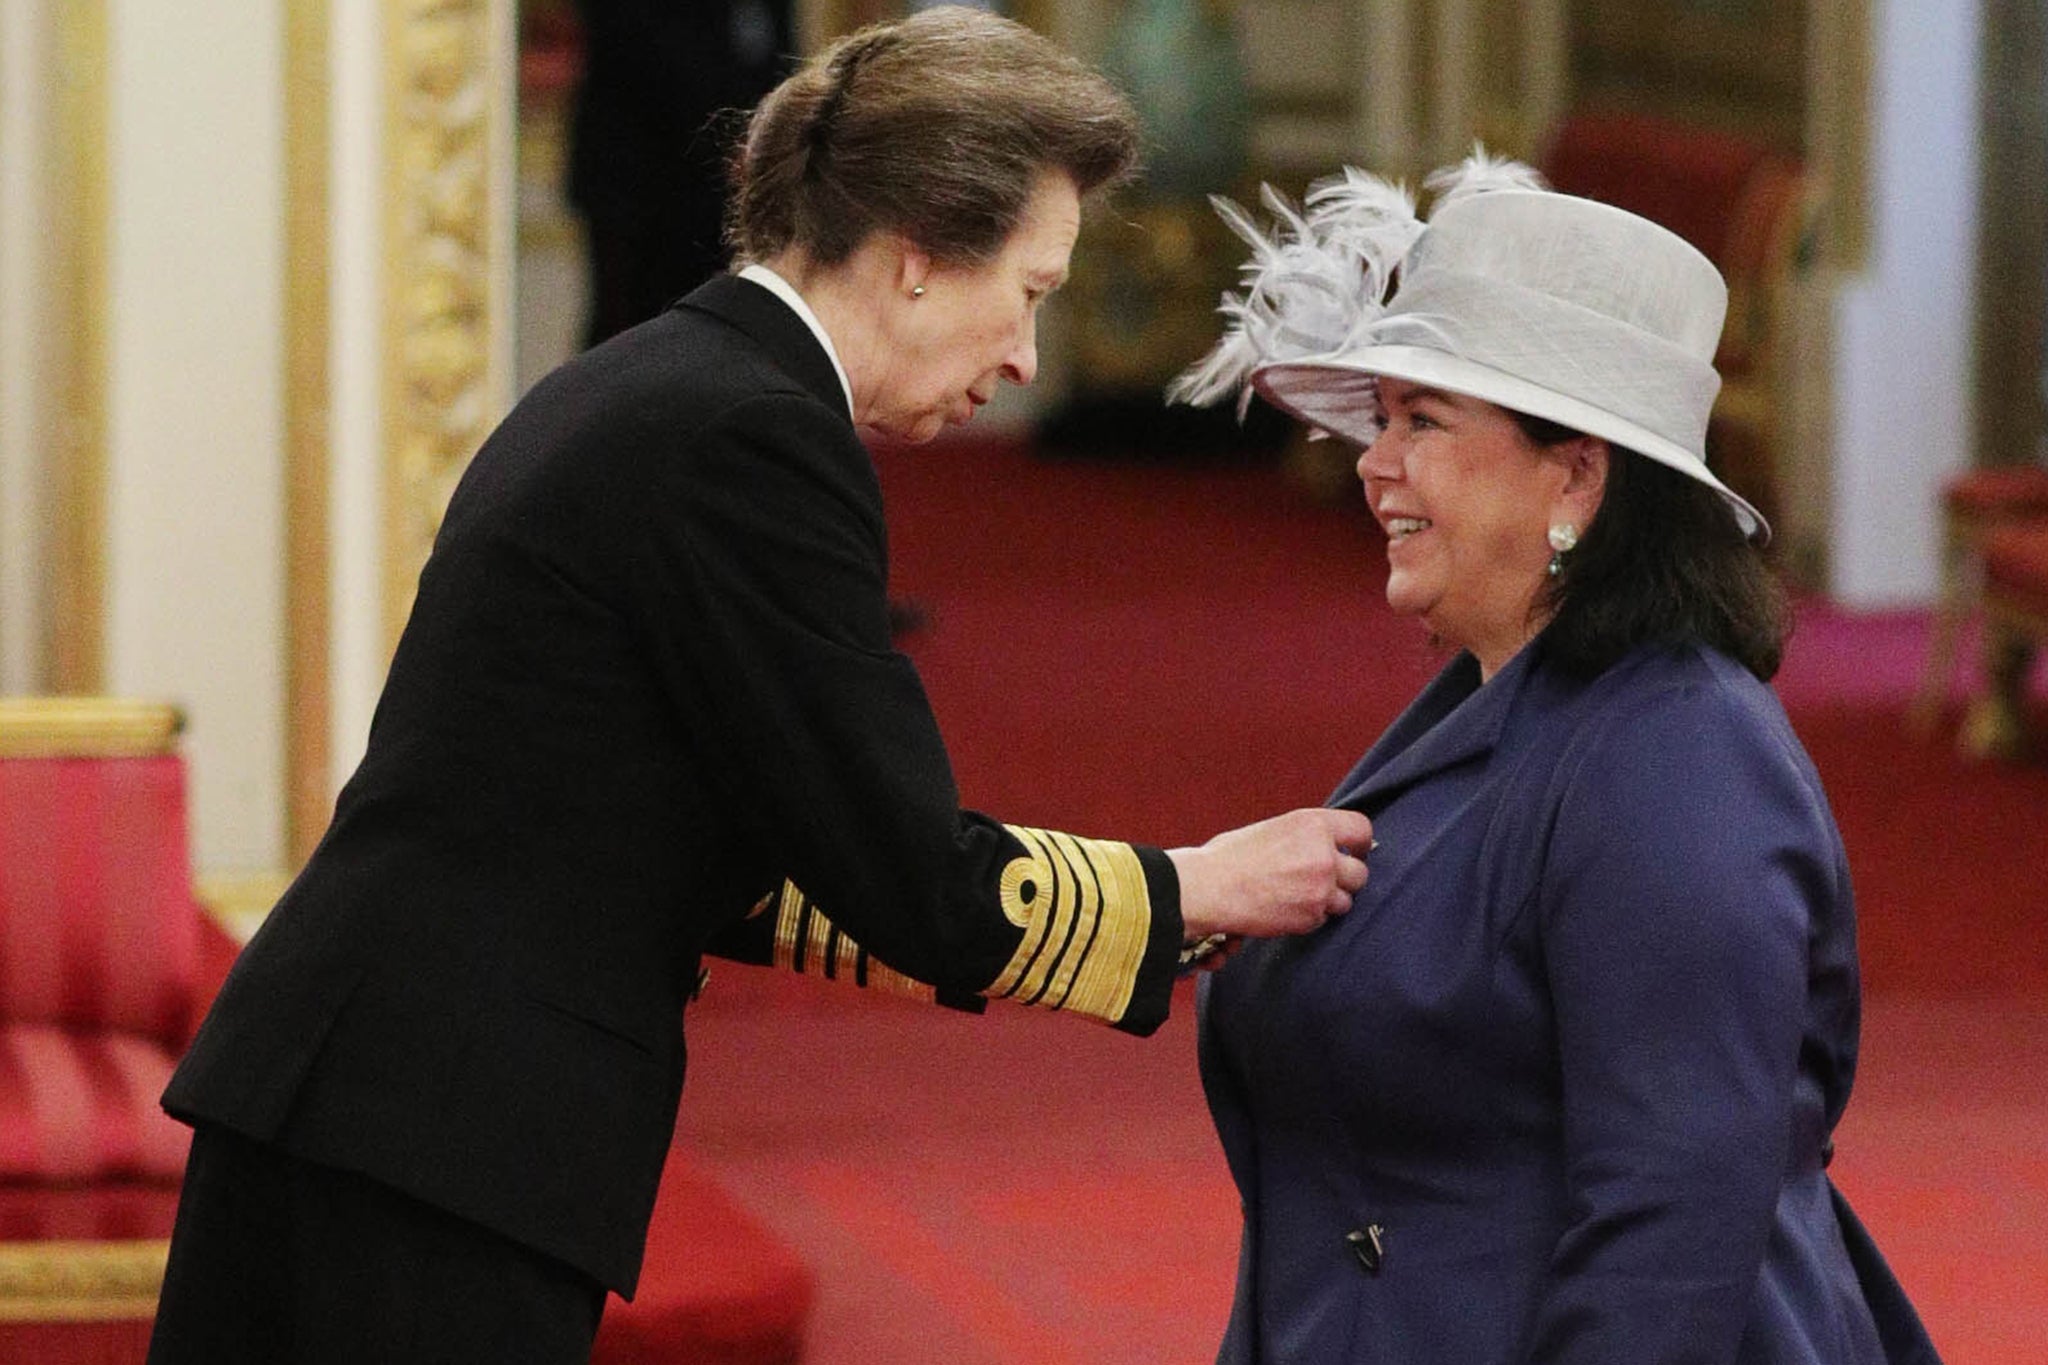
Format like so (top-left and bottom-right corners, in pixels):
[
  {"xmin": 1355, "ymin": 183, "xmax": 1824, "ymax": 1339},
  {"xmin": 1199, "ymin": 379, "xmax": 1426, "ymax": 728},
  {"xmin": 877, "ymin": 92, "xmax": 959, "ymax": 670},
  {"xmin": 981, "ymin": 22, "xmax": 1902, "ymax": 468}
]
[{"xmin": 0, "ymin": 701, "xmax": 202, "ymax": 1047}]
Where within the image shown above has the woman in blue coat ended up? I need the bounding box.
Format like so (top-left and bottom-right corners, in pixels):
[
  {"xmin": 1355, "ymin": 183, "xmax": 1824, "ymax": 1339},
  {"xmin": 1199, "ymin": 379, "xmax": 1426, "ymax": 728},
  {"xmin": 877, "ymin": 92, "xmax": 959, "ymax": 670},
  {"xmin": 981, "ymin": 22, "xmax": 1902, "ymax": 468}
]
[{"xmin": 1174, "ymin": 158, "xmax": 1941, "ymax": 1363}]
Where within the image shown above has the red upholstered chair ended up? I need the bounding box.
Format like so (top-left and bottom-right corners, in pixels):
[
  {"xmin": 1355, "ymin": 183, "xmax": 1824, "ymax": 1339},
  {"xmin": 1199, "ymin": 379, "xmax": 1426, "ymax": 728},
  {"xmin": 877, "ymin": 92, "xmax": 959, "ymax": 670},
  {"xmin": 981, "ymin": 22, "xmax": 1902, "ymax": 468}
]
[
  {"xmin": 0, "ymin": 698, "xmax": 240, "ymax": 1362},
  {"xmin": 1541, "ymin": 108, "xmax": 1809, "ymax": 535},
  {"xmin": 1911, "ymin": 464, "xmax": 2048, "ymax": 738},
  {"xmin": 1962, "ymin": 520, "xmax": 2048, "ymax": 758},
  {"xmin": 0, "ymin": 699, "xmax": 809, "ymax": 1360}
]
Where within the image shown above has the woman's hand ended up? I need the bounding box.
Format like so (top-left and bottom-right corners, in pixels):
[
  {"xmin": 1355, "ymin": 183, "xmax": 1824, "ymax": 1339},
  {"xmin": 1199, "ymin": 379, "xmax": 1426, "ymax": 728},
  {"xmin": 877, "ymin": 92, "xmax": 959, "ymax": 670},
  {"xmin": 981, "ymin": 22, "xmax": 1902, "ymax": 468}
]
[{"xmin": 1169, "ymin": 808, "xmax": 1374, "ymax": 944}]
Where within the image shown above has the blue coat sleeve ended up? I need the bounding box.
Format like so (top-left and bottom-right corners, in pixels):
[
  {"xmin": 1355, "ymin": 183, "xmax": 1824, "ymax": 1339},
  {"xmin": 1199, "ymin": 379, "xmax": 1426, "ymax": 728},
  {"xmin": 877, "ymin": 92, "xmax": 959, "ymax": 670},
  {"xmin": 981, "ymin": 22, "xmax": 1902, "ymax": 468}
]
[{"xmin": 1524, "ymin": 677, "xmax": 1833, "ymax": 1364}]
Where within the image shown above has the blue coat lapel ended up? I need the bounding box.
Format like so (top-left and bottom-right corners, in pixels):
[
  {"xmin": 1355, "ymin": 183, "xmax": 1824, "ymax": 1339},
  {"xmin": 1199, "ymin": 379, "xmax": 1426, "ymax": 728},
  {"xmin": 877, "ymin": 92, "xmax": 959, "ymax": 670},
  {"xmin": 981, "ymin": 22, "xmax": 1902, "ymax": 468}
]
[{"xmin": 1328, "ymin": 645, "xmax": 1538, "ymax": 810}]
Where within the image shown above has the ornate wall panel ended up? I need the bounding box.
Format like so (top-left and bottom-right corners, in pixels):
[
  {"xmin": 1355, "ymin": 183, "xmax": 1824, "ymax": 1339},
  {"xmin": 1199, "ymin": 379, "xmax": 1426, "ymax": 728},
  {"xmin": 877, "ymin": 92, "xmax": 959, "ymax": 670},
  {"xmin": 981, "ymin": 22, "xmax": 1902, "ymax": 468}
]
[{"xmin": 380, "ymin": 0, "xmax": 513, "ymax": 656}]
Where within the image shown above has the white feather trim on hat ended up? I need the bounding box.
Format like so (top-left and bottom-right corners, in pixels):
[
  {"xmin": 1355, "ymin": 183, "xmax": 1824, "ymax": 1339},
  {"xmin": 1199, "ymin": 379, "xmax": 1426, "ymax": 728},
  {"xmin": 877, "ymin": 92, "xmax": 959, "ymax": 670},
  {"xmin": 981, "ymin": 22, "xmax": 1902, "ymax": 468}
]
[
  {"xmin": 1165, "ymin": 173, "xmax": 1416, "ymax": 422},
  {"xmin": 1423, "ymin": 145, "xmax": 1548, "ymax": 215},
  {"xmin": 1167, "ymin": 148, "xmax": 1546, "ymax": 439}
]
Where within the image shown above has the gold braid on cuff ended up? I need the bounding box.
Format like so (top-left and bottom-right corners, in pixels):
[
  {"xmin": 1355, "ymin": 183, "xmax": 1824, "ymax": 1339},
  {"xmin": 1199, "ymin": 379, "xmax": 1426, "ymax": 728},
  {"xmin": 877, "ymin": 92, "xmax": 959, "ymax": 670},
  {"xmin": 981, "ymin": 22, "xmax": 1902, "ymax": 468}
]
[
  {"xmin": 759, "ymin": 825, "xmax": 1157, "ymax": 1025},
  {"xmin": 985, "ymin": 825, "xmax": 1153, "ymax": 1025}
]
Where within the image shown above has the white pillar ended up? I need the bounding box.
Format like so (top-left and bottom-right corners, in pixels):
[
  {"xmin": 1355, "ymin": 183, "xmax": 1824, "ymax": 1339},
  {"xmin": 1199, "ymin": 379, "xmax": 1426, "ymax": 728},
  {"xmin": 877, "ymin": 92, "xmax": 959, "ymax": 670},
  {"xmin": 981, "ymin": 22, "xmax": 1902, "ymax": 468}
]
[
  {"xmin": 101, "ymin": 0, "xmax": 287, "ymax": 872},
  {"xmin": 327, "ymin": 0, "xmax": 386, "ymax": 788},
  {"xmin": 1829, "ymin": 0, "xmax": 1983, "ymax": 607},
  {"xmin": 0, "ymin": 0, "xmax": 53, "ymax": 693}
]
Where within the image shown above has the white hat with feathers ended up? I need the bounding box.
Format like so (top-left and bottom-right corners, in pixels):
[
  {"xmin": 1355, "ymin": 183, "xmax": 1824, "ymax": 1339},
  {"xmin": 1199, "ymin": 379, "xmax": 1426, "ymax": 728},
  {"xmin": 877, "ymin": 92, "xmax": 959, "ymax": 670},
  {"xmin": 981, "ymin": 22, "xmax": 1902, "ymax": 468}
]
[{"xmin": 1169, "ymin": 149, "xmax": 1767, "ymax": 542}]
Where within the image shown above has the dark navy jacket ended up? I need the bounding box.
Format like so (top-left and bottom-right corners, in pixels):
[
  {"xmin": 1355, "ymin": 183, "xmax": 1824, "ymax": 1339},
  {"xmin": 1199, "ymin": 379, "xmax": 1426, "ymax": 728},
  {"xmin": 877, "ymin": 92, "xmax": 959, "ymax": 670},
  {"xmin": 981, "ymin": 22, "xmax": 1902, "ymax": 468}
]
[{"xmin": 1199, "ymin": 637, "xmax": 1939, "ymax": 1364}]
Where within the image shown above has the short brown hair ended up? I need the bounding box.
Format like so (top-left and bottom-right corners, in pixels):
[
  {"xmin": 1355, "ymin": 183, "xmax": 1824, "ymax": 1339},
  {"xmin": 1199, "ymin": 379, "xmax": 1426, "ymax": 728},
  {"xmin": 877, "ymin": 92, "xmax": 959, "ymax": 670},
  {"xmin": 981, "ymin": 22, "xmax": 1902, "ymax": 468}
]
[{"xmin": 728, "ymin": 6, "xmax": 1140, "ymax": 268}]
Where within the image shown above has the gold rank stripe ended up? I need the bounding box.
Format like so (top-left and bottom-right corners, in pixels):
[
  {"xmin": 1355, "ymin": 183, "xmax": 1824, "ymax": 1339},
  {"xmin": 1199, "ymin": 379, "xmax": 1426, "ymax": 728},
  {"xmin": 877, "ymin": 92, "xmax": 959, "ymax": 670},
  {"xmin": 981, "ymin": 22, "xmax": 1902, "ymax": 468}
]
[
  {"xmin": 1031, "ymin": 829, "xmax": 1099, "ymax": 1008},
  {"xmin": 772, "ymin": 881, "xmax": 807, "ymax": 971},
  {"xmin": 987, "ymin": 826, "xmax": 1153, "ymax": 1026},
  {"xmin": 835, "ymin": 926, "xmax": 862, "ymax": 981},
  {"xmin": 861, "ymin": 956, "xmax": 940, "ymax": 1004},
  {"xmin": 767, "ymin": 880, "xmax": 937, "ymax": 1004},
  {"xmin": 805, "ymin": 902, "xmax": 836, "ymax": 976}
]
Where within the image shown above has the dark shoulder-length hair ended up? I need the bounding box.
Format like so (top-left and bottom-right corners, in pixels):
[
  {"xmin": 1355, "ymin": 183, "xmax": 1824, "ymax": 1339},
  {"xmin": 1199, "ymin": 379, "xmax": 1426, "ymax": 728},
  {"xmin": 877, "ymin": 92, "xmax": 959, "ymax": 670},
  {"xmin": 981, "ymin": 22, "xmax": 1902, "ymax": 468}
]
[
  {"xmin": 1515, "ymin": 412, "xmax": 1790, "ymax": 682},
  {"xmin": 728, "ymin": 6, "xmax": 1140, "ymax": 269}
]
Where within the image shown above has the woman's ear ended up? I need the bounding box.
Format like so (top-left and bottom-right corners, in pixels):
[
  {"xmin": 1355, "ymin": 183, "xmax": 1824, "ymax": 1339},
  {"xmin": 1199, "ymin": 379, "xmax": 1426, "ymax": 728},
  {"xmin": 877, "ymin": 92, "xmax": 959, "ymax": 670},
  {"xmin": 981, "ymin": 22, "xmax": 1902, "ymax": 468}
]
[
  {"xmin": 893, "ymin": 236, "xmax": 932, "ymax": 300},
  {"xmin": 1558, "ymin": 436, "xmax": 1609, "ymax": 528}
]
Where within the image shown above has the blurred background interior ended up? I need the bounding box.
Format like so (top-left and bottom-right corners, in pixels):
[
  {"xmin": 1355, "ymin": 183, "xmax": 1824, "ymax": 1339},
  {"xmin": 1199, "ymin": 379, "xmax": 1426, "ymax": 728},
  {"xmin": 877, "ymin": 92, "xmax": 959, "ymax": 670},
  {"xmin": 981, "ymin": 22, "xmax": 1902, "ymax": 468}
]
[{"xmin": 1, "ymin": 1, "xmax": 2044, "ymax": 1362}]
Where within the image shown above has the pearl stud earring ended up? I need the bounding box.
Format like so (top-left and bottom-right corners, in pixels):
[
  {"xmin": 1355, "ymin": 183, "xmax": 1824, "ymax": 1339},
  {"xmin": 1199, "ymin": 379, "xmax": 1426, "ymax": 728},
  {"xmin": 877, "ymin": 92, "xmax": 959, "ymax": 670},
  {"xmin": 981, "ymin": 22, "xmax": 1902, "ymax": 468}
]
[{"xmin": 1546, "ymin": 522, "xmax": 1579, "ymax": 577}]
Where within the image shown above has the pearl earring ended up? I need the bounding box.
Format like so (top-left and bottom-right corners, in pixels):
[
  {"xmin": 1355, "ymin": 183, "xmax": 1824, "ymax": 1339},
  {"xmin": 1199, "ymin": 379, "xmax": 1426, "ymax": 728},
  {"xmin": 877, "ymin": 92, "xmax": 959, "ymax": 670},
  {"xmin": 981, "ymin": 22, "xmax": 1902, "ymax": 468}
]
[
  {"xmin": 1546, "ymin": 522, "xmax": 1579, "ymax": 577},
  {"xmin": 911, "ymin": 285, "xmax": 926, "ymax": 298}
]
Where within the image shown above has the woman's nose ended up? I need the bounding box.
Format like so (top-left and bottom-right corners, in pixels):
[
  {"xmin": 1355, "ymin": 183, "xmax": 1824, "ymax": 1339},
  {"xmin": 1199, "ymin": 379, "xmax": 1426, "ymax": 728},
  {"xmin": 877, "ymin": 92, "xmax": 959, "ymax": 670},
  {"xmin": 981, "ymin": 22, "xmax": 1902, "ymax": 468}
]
[
  {"xmin": 1356, "ymin": 433, "xmax": 1398, "ymax": 483},
  {"xmin": 1001, "ymin": 315, "xmax": 1039, "ymax": 386}
]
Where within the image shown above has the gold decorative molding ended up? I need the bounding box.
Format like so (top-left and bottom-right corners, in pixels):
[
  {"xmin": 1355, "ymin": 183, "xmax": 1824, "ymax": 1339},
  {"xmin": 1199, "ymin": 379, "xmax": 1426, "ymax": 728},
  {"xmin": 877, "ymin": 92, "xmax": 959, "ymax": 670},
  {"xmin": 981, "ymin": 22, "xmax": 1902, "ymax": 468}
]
[
  {"xmin": 0, "ymin": 698, "xmax": 185, "ymax": 759},
  {"xmin": 1808, "ymin": 0, "xmax": 1870, "ymax": 271},
  {"xmin": 48, "ymin": 0, "xmax": 109, "ymax": 693},
  {"xmin": 286, "ymin": 0, "xmax": 334, "ymax": 865},
  {"xmin": 381, "ymin": 0, "xmax": 508, "ymax": 655},
  {"xmin": 0, "ymin": 1239, "xmax": 168, "ymax": 1322},
  {"xmin": 197, "ymin": 869, "xmax": 293, "ymax": 941}
]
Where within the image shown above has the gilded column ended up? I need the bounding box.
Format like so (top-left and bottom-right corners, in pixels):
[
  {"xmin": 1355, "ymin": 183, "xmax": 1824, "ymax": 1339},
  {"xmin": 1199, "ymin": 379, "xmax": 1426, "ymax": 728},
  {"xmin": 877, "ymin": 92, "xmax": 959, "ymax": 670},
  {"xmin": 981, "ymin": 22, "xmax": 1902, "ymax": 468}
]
[
  {"xmin": 379, "ymin": 0, "xmax": 514, "ymax": 655},
  {"xmin": 286, "ymin": 0, "xmax": 333, "ymax": 862},
  {"xmin": 48, "ymin": 0, "xmax": 109, "ymax": 693}
]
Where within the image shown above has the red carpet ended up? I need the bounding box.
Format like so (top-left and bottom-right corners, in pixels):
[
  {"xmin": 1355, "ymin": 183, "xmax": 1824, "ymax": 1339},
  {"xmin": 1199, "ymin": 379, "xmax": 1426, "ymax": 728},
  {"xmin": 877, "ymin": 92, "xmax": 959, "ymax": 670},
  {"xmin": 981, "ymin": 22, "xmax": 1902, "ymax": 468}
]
[
  {"xmin": 668, "ymin": 440, "xmax": 2048, "ymax": 1363},
  {"xmin": 1793, "ymin": 705, "xmax": 2048, "ymax": 996}
]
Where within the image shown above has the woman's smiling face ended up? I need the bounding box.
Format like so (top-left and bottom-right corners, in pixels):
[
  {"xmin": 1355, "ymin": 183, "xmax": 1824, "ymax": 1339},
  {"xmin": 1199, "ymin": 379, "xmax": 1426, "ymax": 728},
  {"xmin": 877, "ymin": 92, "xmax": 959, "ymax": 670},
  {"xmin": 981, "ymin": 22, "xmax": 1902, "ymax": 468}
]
[{"xmin": 1354, "ymin": 377, "xmax": 1595, "ymax": 675}]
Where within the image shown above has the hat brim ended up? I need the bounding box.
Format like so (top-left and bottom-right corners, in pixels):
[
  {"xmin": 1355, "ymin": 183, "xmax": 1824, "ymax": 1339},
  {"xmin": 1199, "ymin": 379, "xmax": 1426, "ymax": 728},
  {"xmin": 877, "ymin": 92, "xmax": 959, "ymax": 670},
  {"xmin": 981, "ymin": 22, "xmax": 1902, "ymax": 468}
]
[{"xmin": 1253, "ymin": 345, "xmax": 1770, "ymax": 544}]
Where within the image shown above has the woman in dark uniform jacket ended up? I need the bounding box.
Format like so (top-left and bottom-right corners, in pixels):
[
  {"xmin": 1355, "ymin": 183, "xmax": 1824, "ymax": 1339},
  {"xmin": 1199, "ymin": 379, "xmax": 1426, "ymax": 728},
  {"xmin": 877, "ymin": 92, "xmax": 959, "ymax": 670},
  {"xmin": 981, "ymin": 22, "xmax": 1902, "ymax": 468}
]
[
  {"xmin": 146, "ymin": 11, "xmax": 1371, "ymax": 1364},
  {"xmin": 1176, "ymin": 158, "xmax": 1940, "ymax": 1363}
]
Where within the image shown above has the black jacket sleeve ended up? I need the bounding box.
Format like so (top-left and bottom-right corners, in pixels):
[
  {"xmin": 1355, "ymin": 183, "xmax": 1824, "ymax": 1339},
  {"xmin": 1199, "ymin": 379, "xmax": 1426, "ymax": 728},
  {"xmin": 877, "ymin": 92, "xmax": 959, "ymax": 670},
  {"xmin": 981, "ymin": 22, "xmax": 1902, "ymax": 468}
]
[{"xmin": 631, "ymin": 390, "xmax": 1186, "ymax": 1033}]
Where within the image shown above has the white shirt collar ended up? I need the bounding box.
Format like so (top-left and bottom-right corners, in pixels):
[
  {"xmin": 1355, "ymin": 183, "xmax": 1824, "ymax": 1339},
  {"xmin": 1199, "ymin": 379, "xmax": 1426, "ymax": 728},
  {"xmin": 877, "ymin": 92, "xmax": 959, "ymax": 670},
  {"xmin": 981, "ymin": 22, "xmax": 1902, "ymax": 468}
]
[{"xmin": 736, "ymin": 263, "xmax": 855, "ymax": 417}]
